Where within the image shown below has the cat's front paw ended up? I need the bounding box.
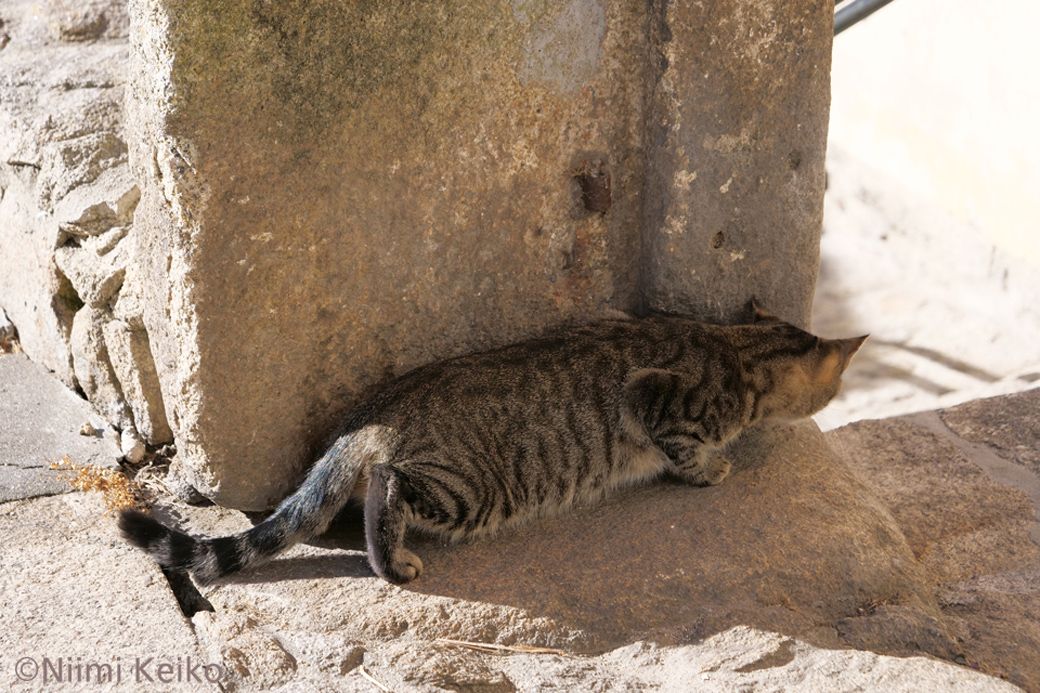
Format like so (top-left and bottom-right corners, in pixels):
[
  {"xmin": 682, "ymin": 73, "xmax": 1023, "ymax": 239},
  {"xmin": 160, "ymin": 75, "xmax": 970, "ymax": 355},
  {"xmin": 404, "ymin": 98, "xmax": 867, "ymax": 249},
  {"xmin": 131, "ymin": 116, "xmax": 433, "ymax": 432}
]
[
  {"xmin": 383, "ymin": 548, "xmax": 424, "ymax": 584},
  {"xmin": 683, "ymin": 456, "xmax": 732, "ymax": 487}
]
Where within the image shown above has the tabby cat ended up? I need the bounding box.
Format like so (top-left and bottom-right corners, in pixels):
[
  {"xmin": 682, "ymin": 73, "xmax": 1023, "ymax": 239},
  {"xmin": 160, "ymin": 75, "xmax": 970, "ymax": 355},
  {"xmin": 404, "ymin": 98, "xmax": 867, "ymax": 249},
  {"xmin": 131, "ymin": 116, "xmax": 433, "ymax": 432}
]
[{"xmin": 120, "ymin": 302, "xmax": 866, "ymax": 585}]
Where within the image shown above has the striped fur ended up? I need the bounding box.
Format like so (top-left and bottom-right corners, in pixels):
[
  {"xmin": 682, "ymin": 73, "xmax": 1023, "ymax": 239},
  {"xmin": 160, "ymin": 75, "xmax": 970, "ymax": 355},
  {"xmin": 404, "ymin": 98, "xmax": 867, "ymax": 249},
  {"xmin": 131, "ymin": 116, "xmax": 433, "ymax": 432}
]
[{"xmin": 120, "ymin": 307, "xmax": 865, "ymax": 585}]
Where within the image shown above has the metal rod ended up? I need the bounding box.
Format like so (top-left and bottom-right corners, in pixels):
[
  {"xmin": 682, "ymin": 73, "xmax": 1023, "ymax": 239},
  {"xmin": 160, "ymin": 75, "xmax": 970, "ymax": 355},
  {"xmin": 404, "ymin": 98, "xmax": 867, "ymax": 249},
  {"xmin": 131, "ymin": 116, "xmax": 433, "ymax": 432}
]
[{"xmin": 835, "ymin": 0, "xmax": 898, "ymax": 35}]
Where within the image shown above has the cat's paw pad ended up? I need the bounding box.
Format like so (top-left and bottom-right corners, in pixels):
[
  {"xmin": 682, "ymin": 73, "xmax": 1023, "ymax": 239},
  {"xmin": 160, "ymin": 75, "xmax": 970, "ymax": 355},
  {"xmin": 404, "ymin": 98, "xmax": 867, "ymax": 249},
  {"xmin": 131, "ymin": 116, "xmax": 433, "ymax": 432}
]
[
  {"xmin": 689, "ymin": 458, "xmax": 732, "ymax": 486},
  {"xmin": 387, "ymin": 549, "xmax": 424, "ymax": 584}
]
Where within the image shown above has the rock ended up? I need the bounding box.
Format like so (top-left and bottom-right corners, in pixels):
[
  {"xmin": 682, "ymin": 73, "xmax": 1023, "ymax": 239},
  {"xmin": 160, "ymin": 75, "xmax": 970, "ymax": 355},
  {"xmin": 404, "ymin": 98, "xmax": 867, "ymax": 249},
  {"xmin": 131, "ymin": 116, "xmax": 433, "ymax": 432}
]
[
  {"xmin": 3, "ymin": 367, "xmax": 1030, "ymax": 691},
  {"xmin": 126, "ymin": 0, "xmax": 833, "ymax": 510},
  {"xmin": 149, "ymin": 422, "xmax": 970, "ymax": 691},
  {"xmin": 0, "ymin": 0, "xmax": 140, "ymax": 403},
  {"xmin": 0, "ymin": 494, "xmax": 204, "ymax": 683},
  {"xmin": 48, "ymin": 0, "xmax": 130, "ymax": 43},
  {"xmin": 379, "ymin": 640, "xmax": 519, "ymax": 692},
  {"xmin": 830, "ymin": 394, "xmax": 1040, "ymax": 691},
  {"xmin": 367, "ymin": 628, "xmax": 1017, "ymax": 693},
  {"xmin": 120, "ymin": 428, "xmax": 145, "ymax": 464},
  {"xmin": 641, "ymin": 0, "xmax": 832, "ymax": 325},
  {"xmin": 0, "ymin": 162, "xmax": 79, "ymax": 385},
  {"xmin": 53, "ymin": 236, "xmax": 128, "ymax": 308},
  {"xmin": 4, "ymin": 488, "xmax": 1010, "ymax": 693},
  {"xmin": 70, "ymin": 306, "xmax": 134, "ymax": 431},
  {"xmin": 162, "ymin": 458, "xmax": 209, "ymax": 505},
  {"xmin": 482, "ymin": 628, "xmax": 1019, "ymax": 693},
  {"xmin": 0, "ymin": 352, "xmax": 119, "ymax": 502},
  {"xmin": 53, "ymin": 166, "xmax": 139, "ymax": 236},
  {"xmin": 103, "ymin": 318, "xmax": 173, "ymax": 444},
  {"xmin": 37, "ymin": 131, "xmax": 129, "ymax": 209},
  {"xmin": 940, "ymin": 388, "xmax": 1040, "ymax": 477}
]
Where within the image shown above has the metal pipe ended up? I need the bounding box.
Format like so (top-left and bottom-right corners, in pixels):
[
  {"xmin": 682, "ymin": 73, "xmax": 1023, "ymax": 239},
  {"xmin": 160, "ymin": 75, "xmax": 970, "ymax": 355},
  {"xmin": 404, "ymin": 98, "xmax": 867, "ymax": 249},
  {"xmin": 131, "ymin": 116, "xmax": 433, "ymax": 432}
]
[{"xmin": 835, "ymin": 0, "xmax": 898, "ymax": 35}]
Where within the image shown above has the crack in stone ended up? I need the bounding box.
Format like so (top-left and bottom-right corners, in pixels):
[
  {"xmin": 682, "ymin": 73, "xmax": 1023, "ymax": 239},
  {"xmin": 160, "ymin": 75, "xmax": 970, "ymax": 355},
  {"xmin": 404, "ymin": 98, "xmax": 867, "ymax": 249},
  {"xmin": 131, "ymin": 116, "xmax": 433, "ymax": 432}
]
[{"xmin": 161, "ymin": 567, "xmax": 214, "ymax": 618}]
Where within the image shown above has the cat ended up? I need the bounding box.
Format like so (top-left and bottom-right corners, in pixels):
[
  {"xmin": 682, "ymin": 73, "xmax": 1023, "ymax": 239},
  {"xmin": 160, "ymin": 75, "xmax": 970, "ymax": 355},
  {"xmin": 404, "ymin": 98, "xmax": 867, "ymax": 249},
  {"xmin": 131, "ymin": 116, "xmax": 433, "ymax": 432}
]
[{"xmin": 119, "ymin": 301, "xmax": 866, "ymax": 585}]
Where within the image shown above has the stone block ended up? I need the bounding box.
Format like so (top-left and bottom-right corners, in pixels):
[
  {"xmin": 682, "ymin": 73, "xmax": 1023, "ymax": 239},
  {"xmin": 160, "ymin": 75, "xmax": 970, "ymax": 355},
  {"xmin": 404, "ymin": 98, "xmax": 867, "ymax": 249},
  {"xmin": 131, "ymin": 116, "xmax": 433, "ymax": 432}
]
[
  {"xmin": 641, "ymin": 0, "xmax": 832, "ymax": 324},
  {"xmin": 103, "ymin": 317, "xmax": 173, "ymax": 444},
  {"xmin": 138, "ymin": 422, "xmax": 1030, "ymax": 690},
  {"xmin": 831, "ymin": 393, "xmax": 1040, "ymax": 691},
  {"xmin": 70, "ymin": 306, "xmax": 134, "ymax": 432},
  {"xmin": 0, "ymin": 353, "xmax": 120, "ymax": 502},
  {"xmin": 0, "ymin": 492, "xmax": 1013, "ymax": 692},
  {"xmin": 941, "ymin": 388, "xmax": 1040, "ymax": 477},
  {"xmin": 0, "ymin": 0, "xmax": 138, "ymax": 392},
  {"xmin": 0, "ymin": 494, "xmax": 204, "ymax": 681},
  {"xmin": 0, "ymin": 0, "xmax": 166, "ymax": 447},
  {"xmin": 126, "ymin": 0, "xmax": 833, "ymax": 509}
]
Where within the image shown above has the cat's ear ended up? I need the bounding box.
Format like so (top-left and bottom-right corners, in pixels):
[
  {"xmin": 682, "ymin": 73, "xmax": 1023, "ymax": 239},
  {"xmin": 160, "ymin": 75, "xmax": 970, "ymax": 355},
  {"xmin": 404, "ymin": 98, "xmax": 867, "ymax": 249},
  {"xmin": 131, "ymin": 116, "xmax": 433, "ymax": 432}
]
[
  {"xmin": 813, "ymin": 335, "xmax": 867, "ymax": 385},
  {"xmin": 830, "ymin": 335, "xmax": 869, "ymax": 371},
  {"xmin": 746, "ymin": 296, "xmax": 777, "ymax": 323}
]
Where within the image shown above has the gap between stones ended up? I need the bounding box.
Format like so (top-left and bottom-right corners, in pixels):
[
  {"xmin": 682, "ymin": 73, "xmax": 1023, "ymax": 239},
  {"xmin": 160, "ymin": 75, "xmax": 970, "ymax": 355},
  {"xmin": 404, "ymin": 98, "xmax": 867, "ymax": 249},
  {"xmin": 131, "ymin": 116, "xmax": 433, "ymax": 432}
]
[{"xmin": 160, "ymin": 567, "xmax": 214, "ymax": 618}]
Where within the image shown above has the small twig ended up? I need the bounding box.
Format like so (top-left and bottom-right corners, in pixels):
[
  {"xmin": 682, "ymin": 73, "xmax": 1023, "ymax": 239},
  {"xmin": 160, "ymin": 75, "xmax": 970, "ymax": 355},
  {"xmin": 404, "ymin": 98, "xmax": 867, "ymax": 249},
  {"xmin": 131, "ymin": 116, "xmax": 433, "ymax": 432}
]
[
  {"xmin": 435, "ymin": 638, "xmax": 567, "ymax": 656},
  {"xmin": 358, "ymin": 665, "xmax": 393, "ymax": 692}
]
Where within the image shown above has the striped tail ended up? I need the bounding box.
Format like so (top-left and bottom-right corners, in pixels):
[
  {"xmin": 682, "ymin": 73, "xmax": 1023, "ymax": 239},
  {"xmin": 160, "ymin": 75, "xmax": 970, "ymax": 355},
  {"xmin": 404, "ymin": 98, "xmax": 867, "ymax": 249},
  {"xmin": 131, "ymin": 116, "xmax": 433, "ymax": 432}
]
[{"xmin": 119, "ymin": 431, "xmax": 376, "ymax": 584}]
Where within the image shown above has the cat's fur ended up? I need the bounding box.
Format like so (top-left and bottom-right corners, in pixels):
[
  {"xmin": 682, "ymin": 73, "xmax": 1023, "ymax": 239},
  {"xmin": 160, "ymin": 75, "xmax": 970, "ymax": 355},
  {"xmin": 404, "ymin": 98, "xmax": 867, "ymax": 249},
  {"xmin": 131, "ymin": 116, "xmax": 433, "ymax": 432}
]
[{"xmin": 120, "ymin": 302, "xmax": 865, "ymax": 584}]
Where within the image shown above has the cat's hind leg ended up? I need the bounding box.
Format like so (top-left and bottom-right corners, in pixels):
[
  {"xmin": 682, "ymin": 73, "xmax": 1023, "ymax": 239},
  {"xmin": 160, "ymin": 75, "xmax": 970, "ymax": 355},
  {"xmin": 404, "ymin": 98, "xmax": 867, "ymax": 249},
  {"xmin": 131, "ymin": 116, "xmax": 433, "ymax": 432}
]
[{"xmin": 364, "ymin": 464, "xmax": 424, "ymax": 584}]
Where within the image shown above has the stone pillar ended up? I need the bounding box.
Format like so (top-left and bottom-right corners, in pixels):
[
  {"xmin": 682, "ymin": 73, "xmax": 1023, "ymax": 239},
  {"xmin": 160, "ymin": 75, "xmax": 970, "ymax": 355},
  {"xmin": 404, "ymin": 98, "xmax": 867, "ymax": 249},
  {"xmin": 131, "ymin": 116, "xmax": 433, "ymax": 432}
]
[
  {"xmin": 642, "ymin": 0, "xmax": 831, "ymax": 325},
  {"xmin": 125, "ymin": 0, "xmax": 832, "ymax": 509}
]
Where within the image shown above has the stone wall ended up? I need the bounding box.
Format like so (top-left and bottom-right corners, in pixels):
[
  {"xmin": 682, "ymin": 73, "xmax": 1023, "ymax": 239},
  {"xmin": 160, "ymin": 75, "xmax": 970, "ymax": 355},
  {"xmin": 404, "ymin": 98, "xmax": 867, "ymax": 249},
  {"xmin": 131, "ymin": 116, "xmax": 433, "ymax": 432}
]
[
  {"xmin": 2, "ymin": 0, "xmax": 833, "ymax": 509},
  {"xmin": 0, "ymin": 0, "xmax": 170, "ymax": 463}
]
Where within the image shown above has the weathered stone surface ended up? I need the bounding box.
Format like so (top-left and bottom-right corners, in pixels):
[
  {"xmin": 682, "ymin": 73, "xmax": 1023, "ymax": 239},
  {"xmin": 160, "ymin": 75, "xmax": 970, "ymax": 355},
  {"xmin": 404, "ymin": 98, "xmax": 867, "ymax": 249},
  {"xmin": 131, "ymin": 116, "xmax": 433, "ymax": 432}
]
[
  {"xmin": 0, "ymin": 353, "xmax": 120, "ymax": 502},
  {"xmin": 52, "ymin": 231, "xmax": 129, "ymax": 309},
  {"xmin": 145, "ymin": 422, "xmax": 966, "ymax": 691},
  {"xmin": 53, "ymin": 166, "xmax": 139, "ymax": 236},
  {"xmin": 0, "ymin": 0, "xmax": 158, "ymax": 455},
  {"xmin": 405, "ymin": 424, "xmax": 954, "ymax": 656},
  {"xmin": 70, "ymin": 306, "xmax": 135, "ymax": 432},
  {"xmin": 831, "ymin": 395, "xmax": 1040, "ymax": 691},
  {"xmin": 940, "ymin": 388, "xmax": 1040, "ymax": 477},
  {"xmin": 373, "ymin": 628, "xmax": 1017, "ymax": 693},
  {"xmin": 4, "ymin": 360, "xmax": 1032, "ymax": 691},
  {"xmin": 126, "ymin": 0, "xmax": 833, "ymax": 510},
  {"xmin": 0, "ymin": 497, "xmax": 1012, "ymax": 692},
  {"xmin": 47, "ymin": 0, "xmax": 130, "ymax": 43},
  {"xmin": 0, "ymin": 494, "xmax": 205, "ymax": 688},
  {"xmin": 0, "ymin": 164, "xmax": 79, "ymax": 387},
  {"xmin": 103, "ymin": 317, "xmax": 173, "ymax": 444},
  {"xmin": 642, "ymin": 0, "xmax": 832, "ymax": 325}
]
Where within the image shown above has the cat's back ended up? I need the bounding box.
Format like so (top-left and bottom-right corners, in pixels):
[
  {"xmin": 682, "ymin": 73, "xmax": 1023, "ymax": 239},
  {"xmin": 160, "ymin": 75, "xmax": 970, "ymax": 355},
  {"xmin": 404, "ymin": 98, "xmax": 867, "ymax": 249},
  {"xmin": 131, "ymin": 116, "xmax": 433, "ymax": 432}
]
[{"xmin": 360, "ymin": 316, "xmax": 721, "ymax": 426}]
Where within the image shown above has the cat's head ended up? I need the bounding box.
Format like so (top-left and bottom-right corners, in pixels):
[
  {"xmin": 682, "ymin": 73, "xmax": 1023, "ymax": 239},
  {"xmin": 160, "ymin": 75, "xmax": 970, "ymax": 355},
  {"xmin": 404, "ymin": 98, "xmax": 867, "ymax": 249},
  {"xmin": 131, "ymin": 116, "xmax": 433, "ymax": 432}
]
[{"xmin": 742, "ymin": 299, "xmax": 867, "ymax": 422}]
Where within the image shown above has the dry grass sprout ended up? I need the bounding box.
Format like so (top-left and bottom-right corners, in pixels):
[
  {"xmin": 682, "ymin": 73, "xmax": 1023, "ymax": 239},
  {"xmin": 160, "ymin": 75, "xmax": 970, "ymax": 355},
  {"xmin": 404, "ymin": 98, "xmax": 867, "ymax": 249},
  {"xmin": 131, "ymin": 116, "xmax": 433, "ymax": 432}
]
[{"xmin": 50, "ymin": 455, "xmax": 148, "ymax": 512}]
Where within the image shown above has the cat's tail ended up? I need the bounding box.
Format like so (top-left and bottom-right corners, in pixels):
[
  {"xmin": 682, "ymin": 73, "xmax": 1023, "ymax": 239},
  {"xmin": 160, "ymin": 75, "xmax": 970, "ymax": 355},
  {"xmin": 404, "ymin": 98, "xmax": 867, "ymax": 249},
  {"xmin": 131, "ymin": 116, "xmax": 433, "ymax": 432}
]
[{"xmin": 119, "ymin": 430, "xmax": 384, "ymax": 584}]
